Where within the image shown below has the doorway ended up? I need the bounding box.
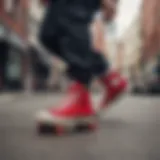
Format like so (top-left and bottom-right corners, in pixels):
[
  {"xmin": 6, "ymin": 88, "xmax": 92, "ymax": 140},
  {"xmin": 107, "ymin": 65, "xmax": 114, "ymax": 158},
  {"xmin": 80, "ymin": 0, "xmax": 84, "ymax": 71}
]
[{"xmin": 0, "ymin": 39, "xmax": 9, "ymax": 90}]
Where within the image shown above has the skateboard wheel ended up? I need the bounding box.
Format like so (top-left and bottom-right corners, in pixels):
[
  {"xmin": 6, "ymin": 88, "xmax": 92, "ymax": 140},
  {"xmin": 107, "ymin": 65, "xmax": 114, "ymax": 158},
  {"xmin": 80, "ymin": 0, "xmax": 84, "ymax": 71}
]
[
  {"xmin": 55, "ymin": 126, "xmax": 65, "ymax": 136},
  {"xmin": 88, "ymin": 123, "xmax": 97, "ymax": 130},
  {"xmin": 75, "ymin": 123, "xmax": 97, "ymax": 132},
  {"xmin": 37, "ymin": 122, "xmax": 54, "ymax": 134},
  {"xmin": 37, "ymin": 123, "xmax": 43, "ymax": 133}
]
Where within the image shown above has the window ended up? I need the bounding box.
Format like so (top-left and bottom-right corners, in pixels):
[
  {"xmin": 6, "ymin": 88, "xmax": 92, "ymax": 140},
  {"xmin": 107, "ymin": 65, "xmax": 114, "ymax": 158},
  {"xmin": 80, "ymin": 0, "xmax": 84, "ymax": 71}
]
[
  {"xmin": 6, "ymin": 49, "xmax": 22, "ymax": 80},
  {"xmin": 0, "ymin": 25, "xmax": 6, "ymax": 39}
]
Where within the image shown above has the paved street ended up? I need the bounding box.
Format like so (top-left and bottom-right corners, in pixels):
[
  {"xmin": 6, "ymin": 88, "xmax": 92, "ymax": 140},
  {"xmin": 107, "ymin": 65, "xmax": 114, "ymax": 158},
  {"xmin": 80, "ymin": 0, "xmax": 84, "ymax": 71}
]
[{"xmin": 0, "ymin": 93, "xmax": 159, "ymax": 160}]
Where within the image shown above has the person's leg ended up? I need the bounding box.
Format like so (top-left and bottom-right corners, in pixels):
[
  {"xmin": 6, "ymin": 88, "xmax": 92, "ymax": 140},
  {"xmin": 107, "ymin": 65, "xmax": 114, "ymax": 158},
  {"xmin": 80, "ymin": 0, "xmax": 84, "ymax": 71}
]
[
  {"xmin": 39, "ymin": 2, "xmax": 62, "ymax": 58},
  {"xmin": 91, "ymin": 51, "xmax": 109, "ymax": 77},
  {"xmin": 59, "ymin": 23, "xmax": 95, "ymax": 86},
  {"xmin": 39, "ymin": 10, "xmax": 94, "ymax": 86},
  {"xmin": 91, "ymin": 52, "xmax": 128, "ymax": 110},
  {"xmin": 37, "ymin": 23, "xmax": 96, "ymax": 128}
]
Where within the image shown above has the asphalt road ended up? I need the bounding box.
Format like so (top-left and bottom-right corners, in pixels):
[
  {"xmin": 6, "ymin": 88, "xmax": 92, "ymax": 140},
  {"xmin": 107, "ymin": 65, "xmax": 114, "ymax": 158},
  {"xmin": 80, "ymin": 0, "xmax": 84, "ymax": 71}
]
[{"xmin": 0, "ymin": 93, "xmax": 159, "ymax": 160}]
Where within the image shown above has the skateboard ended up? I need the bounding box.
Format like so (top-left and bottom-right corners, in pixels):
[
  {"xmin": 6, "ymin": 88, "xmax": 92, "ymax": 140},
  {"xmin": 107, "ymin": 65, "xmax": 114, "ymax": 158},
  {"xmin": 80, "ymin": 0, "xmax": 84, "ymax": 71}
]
[{"xmin": 35, "ymin": 110, "xmax": 97, "ymax": 136}]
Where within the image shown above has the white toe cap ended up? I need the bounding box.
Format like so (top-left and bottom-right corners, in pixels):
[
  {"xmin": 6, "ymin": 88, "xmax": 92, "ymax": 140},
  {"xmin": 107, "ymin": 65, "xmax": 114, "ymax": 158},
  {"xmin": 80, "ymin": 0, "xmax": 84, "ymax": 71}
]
[{"xmin": 36, "ymin": 110, "xmax": 54, "ymax": 123}]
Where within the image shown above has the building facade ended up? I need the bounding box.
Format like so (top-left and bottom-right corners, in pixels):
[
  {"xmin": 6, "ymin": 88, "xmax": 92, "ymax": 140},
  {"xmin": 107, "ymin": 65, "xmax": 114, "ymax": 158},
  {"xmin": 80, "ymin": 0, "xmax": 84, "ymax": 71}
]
[
  {"xmin": 139, "ymin": 0, "xmax": 160, "ymax": 84},
  {"xmin": 118, "ymin": 16, "xmax": 142, "ymax": 81},
  {"xmin": 142, "ymin": 0, "xmax": 160, "ymax": 60}
]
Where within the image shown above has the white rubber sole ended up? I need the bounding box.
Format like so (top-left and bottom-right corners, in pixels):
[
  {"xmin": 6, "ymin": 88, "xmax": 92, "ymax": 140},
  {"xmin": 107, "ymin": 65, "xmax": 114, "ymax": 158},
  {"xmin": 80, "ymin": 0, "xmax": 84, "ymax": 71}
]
[{"xmin": 35, "ymin": 110, "xmax": 96, "ymax": 128}]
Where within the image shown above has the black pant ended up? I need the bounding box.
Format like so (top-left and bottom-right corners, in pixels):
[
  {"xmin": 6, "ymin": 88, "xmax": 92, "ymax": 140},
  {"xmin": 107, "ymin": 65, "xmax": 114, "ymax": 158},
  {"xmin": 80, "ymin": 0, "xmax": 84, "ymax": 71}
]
[{"xmin": 39, "ymin": 5, "xmax": 108, "ymax": 85}]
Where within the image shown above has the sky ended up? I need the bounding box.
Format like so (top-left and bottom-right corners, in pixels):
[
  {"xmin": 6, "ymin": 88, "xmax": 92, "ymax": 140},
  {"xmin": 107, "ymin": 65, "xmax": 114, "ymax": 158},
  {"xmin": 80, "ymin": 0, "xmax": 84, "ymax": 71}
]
[{"xmin": 116, "ymin": 0, "xmax": 142, "ymax": 38}]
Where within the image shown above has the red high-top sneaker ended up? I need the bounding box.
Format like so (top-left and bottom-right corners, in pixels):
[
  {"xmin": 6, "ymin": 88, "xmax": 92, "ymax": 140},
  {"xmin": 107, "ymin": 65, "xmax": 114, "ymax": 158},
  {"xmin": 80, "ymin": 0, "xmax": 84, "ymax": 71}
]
[
  {"xmin": 36, "ymin": 82, "xmax": 96, "ymax": 129},
  {"xmin": 100, "ymin": 71, "xmax": 128, "ymax": 110}
]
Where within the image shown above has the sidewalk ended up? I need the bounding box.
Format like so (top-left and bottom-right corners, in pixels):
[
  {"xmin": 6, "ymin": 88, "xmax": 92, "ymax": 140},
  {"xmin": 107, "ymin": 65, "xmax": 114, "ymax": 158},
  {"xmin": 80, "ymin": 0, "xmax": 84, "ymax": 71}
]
[
  {"xmin": 0, "ymin": 92, "xmax": 24, "ymax": 105},
  {"xmin": 0, "ymin": 93, "xmax": 159, "ymax": 160}
]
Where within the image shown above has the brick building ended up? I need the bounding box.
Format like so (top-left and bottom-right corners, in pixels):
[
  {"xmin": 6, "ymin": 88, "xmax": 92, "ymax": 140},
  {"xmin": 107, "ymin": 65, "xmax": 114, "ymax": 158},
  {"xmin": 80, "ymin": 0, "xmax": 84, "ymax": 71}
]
[
  {"xmin": 131, "ymin": 0, "xmax": 160, "ymax": 90},
  {"xmin": 118, "ymin": 16, "xmax": 142, "ymax": 80},
  {"xmin": 0, "ymin": 0, "xmax": 28, "ymax": 38},
  {"xmin": 0, "ymin": 0, "xmax": 29, "ymax": 90}
]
